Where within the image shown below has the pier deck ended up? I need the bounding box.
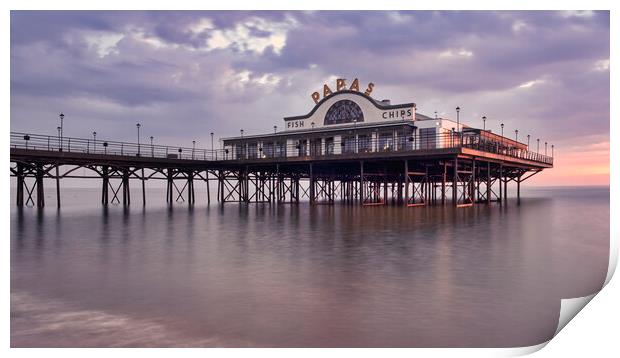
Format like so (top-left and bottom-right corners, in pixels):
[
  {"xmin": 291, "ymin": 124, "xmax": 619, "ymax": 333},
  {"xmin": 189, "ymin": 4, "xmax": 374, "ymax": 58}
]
[{"xmin": 10, "ymin": 132, "xmax": 552, "ymax": 208}]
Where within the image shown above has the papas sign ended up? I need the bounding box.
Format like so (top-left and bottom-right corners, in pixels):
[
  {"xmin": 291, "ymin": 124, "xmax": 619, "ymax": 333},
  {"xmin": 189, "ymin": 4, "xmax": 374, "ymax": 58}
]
[{"xmin": 311, "ymin": 78, "xmax": 374, "ymax": 104}]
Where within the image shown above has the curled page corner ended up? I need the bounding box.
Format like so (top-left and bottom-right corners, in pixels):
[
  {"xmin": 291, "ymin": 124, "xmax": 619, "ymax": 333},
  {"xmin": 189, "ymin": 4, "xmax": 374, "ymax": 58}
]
[
  {"xmin": 505, "ymin": 236, "xmax": 617, "ymax": 356},
  {"xmin": 554, "ymin": 294, "xmax": 597, "ymax": 336}
]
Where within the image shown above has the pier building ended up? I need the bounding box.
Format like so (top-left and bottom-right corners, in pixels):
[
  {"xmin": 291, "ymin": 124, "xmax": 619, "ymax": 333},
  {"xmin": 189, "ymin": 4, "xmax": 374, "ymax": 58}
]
[{"xmin": 10, "ymin": 80, "xmax": 553, "ymax": 207}]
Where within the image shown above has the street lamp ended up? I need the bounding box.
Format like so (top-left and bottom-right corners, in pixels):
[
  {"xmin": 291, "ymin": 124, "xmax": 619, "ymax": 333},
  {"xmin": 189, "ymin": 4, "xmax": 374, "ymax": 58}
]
[
  {"xmin": 136, "ymin": 123, "xmax": 141, "ymax": 156},
  {"xmin": 192, "ymin": 140, "xmax": 196, "ymax": 159},
  {"xmin": 273, "ymin": 125, "xmax": 277, "ymax": 134},
  {"xmin": 59, "ymin": 113, "xmax": 65, "ymax": 150},
  {"xmin": 482, "ymin": 116, "xmax": 486, "ymax": 131},
  {"xmin": 456, "ymin": 106, "xmax": 460, "ymax": 133},
  {"xmin": 210, "ymin": 132, "xmax": 214, "ymax": 152},
  {"xmin": 545, "ymin": 142, "xmax": 548, "ymax": 156},
  {"xmin": 500, "ymin": 123, "xmax": 504, "ymax": 148},
  {"xmin": 551, "ymin": 144, "xmax": 554, "ymax": 157},
  {"xmin": 527, "ymin": 134, "xmax": 530, "ymax": 150},
  {"xmin": 150, "ymin": 136, "xmax": 154, "ymax": 157},
  {"xmin": 92, "ymin": 131, "xmax": 97, "ymax": 152},
  {"xmin": 515, "ymin": 129, "xmax": 518, "ymax": 142},
  {"xmin": 240, "ymin": 129, "xmax": 244, "ymax": 138},
  {"xmin": 311, "ymin": 121, "xmax": 315, "ymax": 129},
  {"xmin": 537, "ymin": 138, "xmax": 540, "ymax": 153},
  {"xmin": 434, "ymin": 111, "xmax": 438, "ymax": 119}
]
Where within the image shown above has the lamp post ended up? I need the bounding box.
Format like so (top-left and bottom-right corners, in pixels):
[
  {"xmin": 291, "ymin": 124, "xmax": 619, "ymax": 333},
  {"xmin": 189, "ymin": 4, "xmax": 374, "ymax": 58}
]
[
  {"xmin": 527, "ymin": 134, "xmax": 530, "ymax": 150},
  {"xmin": 515, "ymin": 129, "xmax": 518, "ymax": 142},
  {"xmin": 150, "ymin": 136, "xmax": 154, "ymax": 157},
  {"xmin": 545, "ymin": 142, "xmax": 548, "ymax": 156},
  {"xmin": 240, "ymin": 129, "xmax": 244, "ymax": 159},
  {"xmin": 537, "ymin": 138, "xmax": 540, "ymax": 153},
  {"xmin": 434, "ymin": 111, "xmax": 438, "ymax": 119},
  {"xmin": 551, "ymin": 144, "xmax": 554, "ymax": 157},
  {"xmin": 92, "ymin": 131, "xmax": 97, "ymax": 152},
  {"xmin": 59, "ymin": 113, "xmax": 65, "ymax": 151},
  {"xmin": 482, "ymin": 116, "xmax": 486, "ymax": 131},
  {"xmin": 451, "ymin": 128, "xmax": 455, "ymax": 147},
  {"xmin": 136, "ymin": 123, "xmax": 141, "ymax": 156},
  {"xmin": 456, "ymin": 106, "xmax": 460, "ymax": 133},
  {"xmin": 500, "ymin": 123, "xmax": 504, "ymax": 148},
  {"xmin": 192, "ymin": 140, "xmax": 196, "ymax": 159},
  {"xmin": 273, "ymin": 125, "xmax": 277, "ymax": 134},
  {"xmin": 311, "ymin": 121, "xmax": 315, "ymax": 129},
  {"xmin": 210, "ymin": 132, "xmax": 214, "ymax": 152}
]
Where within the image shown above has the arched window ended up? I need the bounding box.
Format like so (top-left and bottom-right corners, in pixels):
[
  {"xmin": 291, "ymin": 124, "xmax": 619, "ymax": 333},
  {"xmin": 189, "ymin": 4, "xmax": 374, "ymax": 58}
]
[{"xmin": 324, "ymin": 100, "xmax": 364, "ymax": 125}]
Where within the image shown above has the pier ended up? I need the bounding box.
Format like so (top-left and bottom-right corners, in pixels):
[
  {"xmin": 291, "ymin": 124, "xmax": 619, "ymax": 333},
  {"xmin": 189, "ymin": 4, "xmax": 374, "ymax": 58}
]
[{"xmin": 10, "ymin": 130, "xmax": 552, "ymax": 208}]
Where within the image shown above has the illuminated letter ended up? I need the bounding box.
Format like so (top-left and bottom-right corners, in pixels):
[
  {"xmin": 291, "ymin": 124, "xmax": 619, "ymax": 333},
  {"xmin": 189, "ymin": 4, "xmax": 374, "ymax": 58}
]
[
  {"xmin": 336, "ymin": 78, "xmax": 347, "ymax": 91},
  {"xmin": 349, "ymin": 78, "xmax": 360, "ymax": 92},
  {"xmin": 323, "ymin": 84, "xmax": 333, "ymax": 97},
  {"xmin": 311, "ymin": 91, "xmax": 320, "ymax": 104},
  {"xmin": 364, "ymin": 82, "xmax": 374, "ymax": 96}
]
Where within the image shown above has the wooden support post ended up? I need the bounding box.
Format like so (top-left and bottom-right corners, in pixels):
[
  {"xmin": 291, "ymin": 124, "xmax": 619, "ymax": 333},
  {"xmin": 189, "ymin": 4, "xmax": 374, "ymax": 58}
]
[
  {"xmin": 441, "ymin": 162, "xmax": 446, "ymax": 206},
  {"xmin": 383, "ymin": 178, "xmax": 388, "ymax": 205},
  {"xmin": 188, "ymin": 172, "xmax": 194, "ymax": 204},
  {"xmin": 499, "ymin": 165, "xmax": 503, "ymax": 204},
  {"xmin": 295, "ymin": 177, "xmax": 300, "ymax": 203},
  {"xmin": 219, "ymin": 171, "xmax": 225, "ymax": 204},
  {"xmin": 55, "ymin": 164, "xmax": 61, "ymax": 208},
  {"xmin": 404, "ymin": 160, "xmax": 409, "ymax": 206},
  {"xmin": 471, "ymin": 159, "xmax": 476, "ymax": 204},
  {"xmin": 206, "ymin": 171, "xmax": 211, "ymax": 205},
  {"xmin": 360, "ymin": 161, "xmax": 364, "ymax": 206},
  {"xmin": 122, "ymin": 169, "xmax": 129, "ymax": 206},
  {"xmin": 244, "ymin": 167, "xmax": 250, "ymax": 204},
  {"xmin": 276, "ymin": 165, "xmax": 281, "ymax": 203},
  {"xmin": 504, "ymin": 172, "xmax": 508, "ymax": 204},
  {"xmin": 36, "ymin": 163, "xmax": 45, "ymax": 207},
  {"xmin": 425, "ymin": 166, "xmax": 429, "ymax": 204},
  {"xmin": 141, "ymin": 167, "xmax": 146, "ymax": 206},
  {"xmin": 453, "ymin": 157, "xmax": 458, "ymax": 207},
  {"xmin": 309, "ymin": 163, "xmax": 315, "ymax": 204},
  {"xmin": 517, "ymin": 174, "xmax": 521, "ymax": 205},
  {"xmin": 486, "ymin": 162, "xmax": 491, "ymax": 204},
  {"xmin": 216, "ymin": 171, "xmax": 221, "ymax": 203},
  {"xmin": 101, "ymin": 166, "xmax": 108, "ymax": 205},
  {"xmin": 16, "ymin": 163, "xmax": 24, "ymax": 207},
  {"xmin": 167, "ymin": 168, "xmax": 173, "ymax": 204}
]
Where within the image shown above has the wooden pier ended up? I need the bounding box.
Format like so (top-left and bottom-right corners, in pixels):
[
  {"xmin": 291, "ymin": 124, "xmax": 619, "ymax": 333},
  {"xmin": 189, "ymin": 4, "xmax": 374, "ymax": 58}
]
[{"xmin": 10, "ymin": 131, "xmax": 552, "ymax": 208}]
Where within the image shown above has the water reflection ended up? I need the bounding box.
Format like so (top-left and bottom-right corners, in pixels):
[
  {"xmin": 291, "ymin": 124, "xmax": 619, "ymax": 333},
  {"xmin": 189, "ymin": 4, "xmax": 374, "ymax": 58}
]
[{"xmin": 10, "ymin": 187, "xmax": 609, "ymax": 347}]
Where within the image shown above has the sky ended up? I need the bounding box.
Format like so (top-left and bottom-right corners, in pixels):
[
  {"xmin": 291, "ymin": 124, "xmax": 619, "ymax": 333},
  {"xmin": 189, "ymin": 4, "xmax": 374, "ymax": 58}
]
[{"xmin": 10, "ymin": 10, "xmax": 610, "ymax": 186}]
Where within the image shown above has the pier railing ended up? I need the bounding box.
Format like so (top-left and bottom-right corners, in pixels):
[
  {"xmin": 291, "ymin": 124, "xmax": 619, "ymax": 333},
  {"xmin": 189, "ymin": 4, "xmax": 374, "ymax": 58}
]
[
  {"xmin": 10, "ymin": 131, "xmax": 553, "ymax": 165},
  {"xmin": 10, "ymin": 132, "xmax": 223, "ymax": 160}
]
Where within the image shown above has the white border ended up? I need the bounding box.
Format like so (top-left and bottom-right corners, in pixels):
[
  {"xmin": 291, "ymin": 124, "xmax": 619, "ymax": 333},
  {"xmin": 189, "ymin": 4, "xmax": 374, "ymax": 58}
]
[{"xmin": 4, "ymin": 1, "xmax": 617, "ymax": 357}]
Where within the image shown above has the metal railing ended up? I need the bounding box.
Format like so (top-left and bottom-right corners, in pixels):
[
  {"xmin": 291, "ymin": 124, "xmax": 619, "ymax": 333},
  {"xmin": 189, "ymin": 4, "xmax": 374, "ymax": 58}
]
[
  {"xmin": 10, "ymin": 131, "xmax": 554, "ymax": 165},
  {"xmin": 223, "ymin": 132, "xmax": 553, "ymax": 165},
  {"xmin": 10, "ymin": 132, "xmax": 224, "ymax": 161}
]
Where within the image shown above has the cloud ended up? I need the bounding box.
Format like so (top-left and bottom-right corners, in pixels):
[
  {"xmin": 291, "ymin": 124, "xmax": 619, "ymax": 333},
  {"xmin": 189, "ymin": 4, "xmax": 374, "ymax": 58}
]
[
  {"xmin": 593, "ymin": 59, "xmax": 610, "ymax": 72},
  {"xmin": 10, "ymin": 10, "xmax": 609, "ymax": 186},
  {"xmin": 517, "ymin": 79, "xmax": 546, "ymax": 89}
]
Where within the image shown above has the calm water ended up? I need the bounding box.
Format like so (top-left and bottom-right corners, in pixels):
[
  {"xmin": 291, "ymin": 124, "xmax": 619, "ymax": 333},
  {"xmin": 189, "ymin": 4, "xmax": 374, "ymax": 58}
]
[{"xmin": 10, "ymin": 186, "xmax": 609, "ymax": 347}]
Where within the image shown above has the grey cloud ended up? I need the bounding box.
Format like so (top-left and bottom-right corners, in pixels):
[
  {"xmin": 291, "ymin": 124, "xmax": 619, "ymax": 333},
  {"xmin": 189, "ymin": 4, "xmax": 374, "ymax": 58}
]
[{"xmin": 10, "ymin": 10, "xmax": 609, "ymax": 153}]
